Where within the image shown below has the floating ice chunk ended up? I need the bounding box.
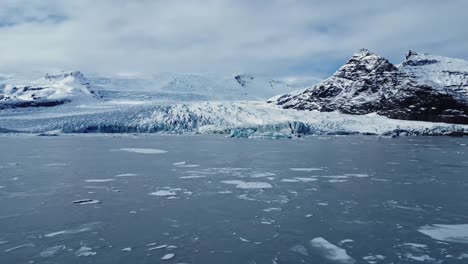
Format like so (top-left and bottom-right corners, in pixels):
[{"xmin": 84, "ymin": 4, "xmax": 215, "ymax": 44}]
[
  {"xmin": 4, "ymin": 243, "xmax": 35, "ymax": 253},
  {"xmin": 371, "ymin": 178, "xmax": 391, "ymax": 182},
  {"xmin": 340, "ymin": 239, "xmax": 354, "ymax": 244},
  {"xmin": 251, "ymin": 172, "xmax": 276, "ymax": 178},
  {"xmin": 84, "ymin": 179, "xmax": 115, "ymax": 183},
  {"xmin": 310, "ymin": 237, "xmax": 355, "ymax": 264},
  {"xmin": 263, "ymin": 207, "xmax": 281, "ymax": 212},
  {"xmin": 177, "ymin": 164, "xmax": 200, "ymax": 168},
  {"xmin": 290, "ymin": 168, "xmax": 323, "ymax": 172},
  {"xmin": 295, "ymin": 177, "xmax": 318, "ymax": 182},
  {"xmin": 222, "ymin": 180, "xmax": 272, "ymax": 189},
  {"xmin": 363, "ymin": 255, "xmax": 386, "ymax": 262},
  {"xmin": 329, "ymin": 179, "xmax": 348, "ymax": 183},
  {"xmin": 179, "ymin": 175, "xmax": 206, "ymax": 179},
  {"xmin": 418, "ymin": 224, "xmax": 468, "ymax": 243},
  {"xmin": 148, "ymin": 244, "xmax": 167, "ymax": 250},
  {"xmin": 161, "ymin": 253, "xmax": 175, "ymax": 260},
  {"xmin": 173, "ymin": 161, "xmax": 187, "ymax": 166},
  {"xmin": 75, "ymin": 246, "xmax": 96, "ymax": 257},
  {"xmin": 404, "ymin": 253, "xmax": 436, "ymax": 262},
  {"xmin": 44, "ymin": 222, "xmax": 101, "ymax": 238},
  {"xmin": 115, "ymin": 173, "xmax": 139, "ymax": 177},
  {"xmin": 344, "ymin": 173, "xmax": 369, "ymax": 178},
  {"xmin": 290, "ymin": 244, "xmax": 309, "ymax": 256},
  {"xmin": 115, "ymin": 148, "xmax": 168, "ymax": 154},
  {"xmin": 40, "ymin": 245, "xmax": 66, "ymax": 257},
  {"xmin": 281, "ymin": 179, "xmax": 300, "ymax": 183},
  {"xmin": 150, "ymin": 190, "xmax": 178, "ymax": 197},
  {"xmin": 73, "ymin": 199, "xmax": 101, "ymax": 205},
  {"xmin": 239, "ymin": 237, "xmax": 251, "ymax": 242},
  {"xmin": 401, "ymin": 243, "xmax": 428, "ymax": 249},
  {"xmin": 317, "ymin": 202, "xmax": 328, "ymax": 206},
  {"xmin": 44, "ymin": 163, "xmax": 69, "ymax": 167},
  {"xmin": 121, "ymin": 247, "xmax": 132, "ymax": 252}
]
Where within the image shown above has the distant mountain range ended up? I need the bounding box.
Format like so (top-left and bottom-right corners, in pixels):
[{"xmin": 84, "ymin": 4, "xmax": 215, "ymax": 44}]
[
  {"xmin": 0, "ymin": 71, "xmax": 299, "ymax": 107},
  {"xmin": 269, "ymin": 49, "xmax": 468, "ymax": 124},
  {"xmin": 1, "ymin": 49, "xmax": 468, "ymax": 137}
]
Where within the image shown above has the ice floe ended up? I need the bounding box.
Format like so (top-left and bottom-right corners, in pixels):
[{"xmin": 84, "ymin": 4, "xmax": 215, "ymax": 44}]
[
  {"xmin": 222, "ymin": 180, "xmax": 272, "ymax": 189},
  {"xmin": 161, "ymin": 253, "xmax": 175, "ymax": 260},
  {"xmin": 310, "ymin": 237, "xmax": 355, "ymax": 264},
  {"xmin": 339, "ymin": 239, "xmax": 354, "ymax": 244},
  {"xmin": 281, "ymin": 177, "xmax": 318, "ymax": 183},
  {"xmin": 115, "ymin": 173, "xmax": 139, "ymax": 177},
  {"xmin": 148, "ymin": 244, "xmax": 167, "ymax": 250},
  {"xmin": 40, "ymin": 245, "xmax": 67, "ymax": 257},
  {"xmin": 401, "ymin": 243, "xmax": 428, "ymax": 249},
  {"xmin": 115, "ymin": 148, "xmax": 168, "ymax": 154},
  {"xmin": 121, "ymin": 247, "xmax": 132, "ymax": 252},
  {"xmin": 418, "ymin": 224, "xmax": 468, "ymax": 243},
  {"xmin": 43, "ymin": 163, "xmax": 70, "ymax": 167},
  {"xmin": 404, "ymin": 253, "xmax": 436, "ymax": 262},
  {"xmin": 179, "ymin": 175, "xmax": 206, "ymax": 179},
  {"xmin": 250, "ymin": 172, "xmax": 276, "ymax": 178},
  {"xmin": 4, "ymin": 243, "xmax": 35, "ymax": 252},
  {"xmin": 75, "ymin": 246, "xmax": 96, "ymax": 257},
  {"xmin": 362, "ymin": 255, "xmax": 386, "ymax": 263},
  {"xmin": 290, "ymin": 168, "xmax": 323, "ymax": 172},
  {"xmin": 84, "ymin": 179, "xmax": 115, "ymax": 183},
  {"xmin": 150, "ymin": 190, "xmax": 178, "ymax": 197},
  {"xmin": 263, "ymin": 207, "xmax": 282, "ymax": 212},
  {"xmin": 73, "ymin": 199, "xmax": 101, "ymax": 205},
  {"xmin": 44, "ymin": 222, "xmax": 101, "ymax": 238},
  {"xmin": 290, "ymin": 244, "xmax": 309, "ymax": 256},
  {"xmin": 281, "ymin": 179, "xmax": 300, "ymax": 183}
]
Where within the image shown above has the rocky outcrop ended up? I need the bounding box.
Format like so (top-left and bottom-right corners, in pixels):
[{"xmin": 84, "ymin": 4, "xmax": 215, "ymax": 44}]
[{"xmin": 269, "ymin": 49, "xmax": 468, "ymax": 124}]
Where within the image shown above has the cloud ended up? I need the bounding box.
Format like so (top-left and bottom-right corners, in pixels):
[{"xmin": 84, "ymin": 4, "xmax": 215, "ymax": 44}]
[{"xmin": 0, "ymin": 0, "xmax": 467, "ymax": 79}]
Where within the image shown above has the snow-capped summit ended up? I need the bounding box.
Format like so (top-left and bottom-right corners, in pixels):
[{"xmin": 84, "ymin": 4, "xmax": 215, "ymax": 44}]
[
  {"xmin": 270, "ymin": 49, "xmax": 468, "ymax": 124},
  {"xmin": 0, "ymin": 71, "xmax": 101, "ymax": 109},
  {"xmin": 234, "ymin": 74, "xmax": 255, "ymax": 87},
  {"xmin": 399, "ymin": 51, "xmax": 468, "ymax": 100}
]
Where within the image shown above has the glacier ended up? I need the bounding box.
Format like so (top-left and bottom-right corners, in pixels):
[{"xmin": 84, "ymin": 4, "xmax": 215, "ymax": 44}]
[{"xmin": 0, "ymin": 100, "xmax": 466, "ymax": 138}]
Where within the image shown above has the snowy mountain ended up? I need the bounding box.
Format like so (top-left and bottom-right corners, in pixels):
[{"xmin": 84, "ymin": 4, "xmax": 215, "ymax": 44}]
[
  {"xmin": 0, "ymin": 71, "xmax": 101, "ymax": 109},
  {"xmin": 270, "ymin": 49, "xmax": 468, "ymax": 124},
  {"xmin": 91, "ymin": 73, "xmax": 297, "ymax": 102}
]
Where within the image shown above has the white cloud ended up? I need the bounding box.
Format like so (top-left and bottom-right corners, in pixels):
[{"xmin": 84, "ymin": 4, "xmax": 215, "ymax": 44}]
[{"xmin": 0, "ymin": 0, "xmax": 467, "ymax": 78}]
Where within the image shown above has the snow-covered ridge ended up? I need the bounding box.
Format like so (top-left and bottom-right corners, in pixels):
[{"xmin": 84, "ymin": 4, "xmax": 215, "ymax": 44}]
[
  {"xmin": 0, "ymin": 71, "xmax": 101, "ymax": 109},
  {"xmin": 270, "ymin": 49, "xmax": 468, "ymax": 124}
]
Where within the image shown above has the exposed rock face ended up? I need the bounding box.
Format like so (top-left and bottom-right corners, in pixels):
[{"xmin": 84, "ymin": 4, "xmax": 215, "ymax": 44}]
[{"xmin": 269, "ymin": 49, "xmax": 468, "ymax": 124}]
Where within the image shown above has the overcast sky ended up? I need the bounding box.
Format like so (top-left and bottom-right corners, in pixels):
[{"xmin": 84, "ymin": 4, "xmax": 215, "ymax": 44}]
[{"xmin": 1, "ymin": 0, "xmax": 468, "ymax": 79}]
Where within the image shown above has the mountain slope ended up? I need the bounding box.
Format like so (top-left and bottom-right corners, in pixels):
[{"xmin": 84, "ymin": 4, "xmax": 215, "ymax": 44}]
[
  {"xmin": 269, "ymin": 49, "xmax": 468, "ymax": 124},
  {"xmin": 0, "ymin": 71, "xmax": 101, "ymax": 109}
]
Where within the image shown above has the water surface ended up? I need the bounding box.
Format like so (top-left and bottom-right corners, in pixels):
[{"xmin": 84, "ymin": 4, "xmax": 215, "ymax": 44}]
[{"xmin": 0, "ymin": 135, "xmax": 467, "ymax": 263}]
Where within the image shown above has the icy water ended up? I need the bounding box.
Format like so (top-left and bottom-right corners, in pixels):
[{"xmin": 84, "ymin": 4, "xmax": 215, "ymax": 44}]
[{"xmin": 0, "ymin": 135, "xmax": 468, "ymax": 264}]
